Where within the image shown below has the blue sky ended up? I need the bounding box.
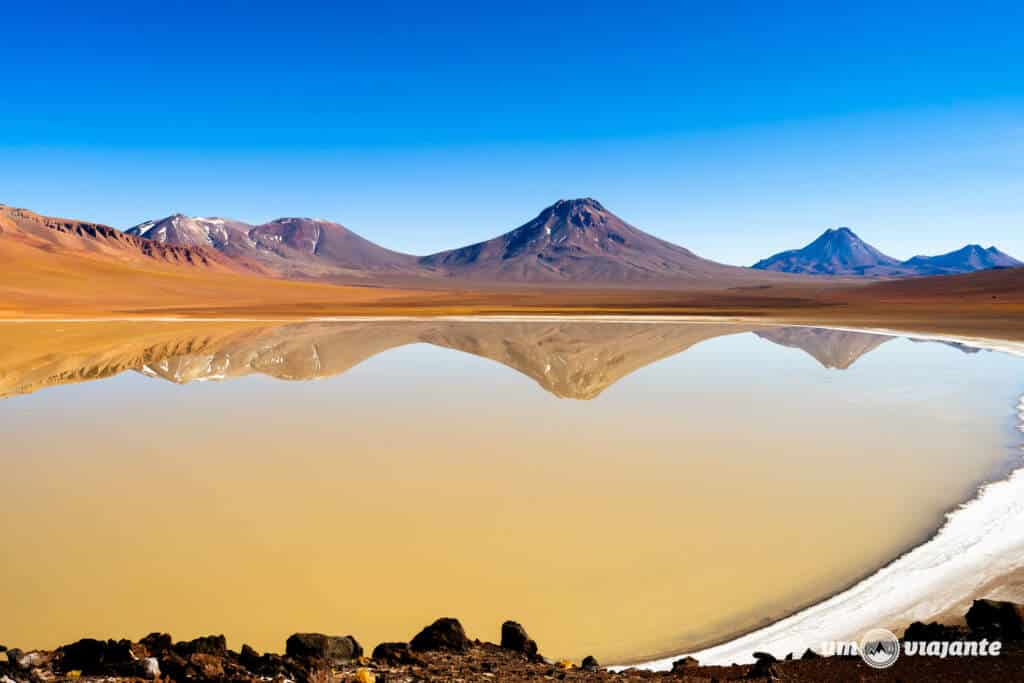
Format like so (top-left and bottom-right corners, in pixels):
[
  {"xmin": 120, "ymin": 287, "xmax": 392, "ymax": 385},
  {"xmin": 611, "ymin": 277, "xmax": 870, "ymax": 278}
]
[{"xmin": 1, "ymin": 1, "xmax": 1021, "ymax": 265}]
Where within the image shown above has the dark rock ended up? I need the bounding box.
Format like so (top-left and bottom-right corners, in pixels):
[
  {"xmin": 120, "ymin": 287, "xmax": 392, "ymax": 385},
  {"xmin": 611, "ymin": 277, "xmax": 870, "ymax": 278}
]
[
  {"xmin": 500, "ymin": 621, "xmax": 538, "ymax": 657},
  {"xmin": 372, "ymin": 642, "xmax": 420, "ymax": 665},
  {"xmin": 286, "ymin": 633, "xmax": 363, "ymax": 663},
  {"xmin": 239, "ymin": 644, "xmax": 261, "ymax": 668},
  {"xmin": 57, "ymin": 638, "xmax": 135, "ymax": 675},
  {"xmin": 175, "ymin": 634, "xmax": 227, "ymax": 657},
  {"xmin": 243, "ymin": 650, "xmax": 290, "ymax": 678},
  {"xmin": 57, "ymin": 639, "xmax": 105, "ymax": 673},
  {"xmin": 903, "ymin": 621, "xmax": 962, "ymax": 642},
  {"xmin": 748, "ymin": 658, "xmax": 779, "ymax": 680},
  {"xmin": 801, "ymin": 648, "xmax": 820, "ymax": 660},
  {"xmin": 752, "ymin": 651, "xmax": 778, "ymax": 663},
  {"xmin": 581, "ymin": 655, "xmax": 599, "ymax": 671},
  {"xmin": 410, "ymin": 618, "xmax": 470, "ymax": 652},
  {"xmin": 186, "ymin": 652, "xmax": 224, "ymax": 679},
  {"xmin": 0, "ymin": 645, "xmax": 6, "ymax": 653},
  {"xmin": 5, "ymin": 648, "xmax": 25, "ymax": 670},
  {"xmin": 157, "ymin": 651, "xmax": 189, "ymax": 680},
  {"xmin": 784, "ymin": 652, "xmax": 793, "ymax": 661},
  {"xmin": 671, "ymin": 655, "xmax": 699, "ymax": 671},
  {"xmin": 139, "ymin": 633, "xmax": 173, "ymax": 657},
  {"xmin": 966, "ymin": 599, "xmax": 1024, "ymax": 641}
]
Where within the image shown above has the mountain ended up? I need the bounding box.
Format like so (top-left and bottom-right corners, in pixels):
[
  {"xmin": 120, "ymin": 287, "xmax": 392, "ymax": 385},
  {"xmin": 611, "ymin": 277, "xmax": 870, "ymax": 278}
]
[
  {"xmin": 126, "ymin": 214, "xmax": 419, "ymax": 280},
  {"xmin": 419, "ymin": 198, "xmax": 770, "ymax": 283},
  {"xmin": 124, "ymin": 199, "xmax": 798, "ymax": 286},
  {"xmin": 125, "ymin": 214, "xmax": 251, "ymax": 250},
  {"xmin": 754, "ymin": 228, "xmax": 1021, "ymax": 277},
  {"xmin": 0, "ymin": 204, "xmax": 252, "ymax": 274},
  {"xmin": 902, "ymin": 244, "xmax": 1022, "ymax": 275},
  {"xmin": 0, "ymin": 204, "xmax": 426, "ymax": 317},
  {"xmin": 752, "ymin": 227, "xmax": 907, "ymax": 276}
]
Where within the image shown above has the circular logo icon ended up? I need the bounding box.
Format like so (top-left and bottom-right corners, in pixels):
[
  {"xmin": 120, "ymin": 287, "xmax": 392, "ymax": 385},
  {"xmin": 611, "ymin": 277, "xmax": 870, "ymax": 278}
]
[{"xmin": 859, "ymin": 628, "xmax": 900, "ymax": 669}]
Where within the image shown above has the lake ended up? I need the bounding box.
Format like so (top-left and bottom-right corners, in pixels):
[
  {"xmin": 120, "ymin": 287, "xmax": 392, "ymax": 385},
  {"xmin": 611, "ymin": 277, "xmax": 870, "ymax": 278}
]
[{"xmin": 0, "ymin": 319, "xmax": 1021, "ymax": 664}]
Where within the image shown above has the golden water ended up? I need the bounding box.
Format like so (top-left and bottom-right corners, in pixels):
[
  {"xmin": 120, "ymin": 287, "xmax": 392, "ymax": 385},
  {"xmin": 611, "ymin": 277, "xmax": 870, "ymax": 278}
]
[{"xmin": 0, "ymin": 320, "xmax": 1019, "ymax": 663}]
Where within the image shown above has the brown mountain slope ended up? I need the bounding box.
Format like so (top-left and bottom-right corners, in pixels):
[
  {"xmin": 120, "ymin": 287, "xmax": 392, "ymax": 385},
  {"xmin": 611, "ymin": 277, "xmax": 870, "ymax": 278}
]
[
  {"xmin": 0, "ymin": 204, "xmax": 256, "ymax": 273},
  {"xmin": 0, "ymin": 205, "xmax": 442, "ymax": 318},
  {"xmin": 126, "ymin": 214, "xmax": 420, "ymax": 281},
  {"xmin": 419, "ymin": 198, "xmax": 789, "ymax": 284}
]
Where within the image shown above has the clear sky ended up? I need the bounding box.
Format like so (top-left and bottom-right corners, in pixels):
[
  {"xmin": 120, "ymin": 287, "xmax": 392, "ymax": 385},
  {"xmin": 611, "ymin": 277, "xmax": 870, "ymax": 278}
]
[{"xmin": 1, "ymin": 1, "xmax": 1021, "ymax": 265}]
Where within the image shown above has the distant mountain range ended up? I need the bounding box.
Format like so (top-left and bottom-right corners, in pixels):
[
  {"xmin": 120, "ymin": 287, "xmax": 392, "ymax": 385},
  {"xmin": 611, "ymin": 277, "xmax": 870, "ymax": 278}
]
[
  {"xmin": 3, "ymin": 200, "xmax": 1020, "ymax": 292},
  {"xmin": 752, "ymin": 226, "xmax": 1021, "ymax": 277},
  {"xmin": 126, "ymin": 198, "xmax": 772, "ymax": 285}
]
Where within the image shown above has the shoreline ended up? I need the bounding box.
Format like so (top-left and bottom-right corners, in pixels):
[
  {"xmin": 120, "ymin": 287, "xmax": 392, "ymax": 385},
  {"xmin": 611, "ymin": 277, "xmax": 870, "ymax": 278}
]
[
  {"xmin": 3, "ymin": 312, "xmax": 1024, "ymax": 352},
  {"xmin": 4, "ymin": 610, "xmax": 1024, "ymax": 682},
  {"xmin": 628, "ymin": 323, "xmax": 1024, "ymax": 668}
]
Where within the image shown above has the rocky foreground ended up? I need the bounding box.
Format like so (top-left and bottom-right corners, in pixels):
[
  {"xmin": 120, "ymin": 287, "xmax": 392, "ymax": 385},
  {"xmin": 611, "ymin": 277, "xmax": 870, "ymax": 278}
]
[{"xmin": 3, "ymin": 600, "xmax": 1024, "ymax": 682}]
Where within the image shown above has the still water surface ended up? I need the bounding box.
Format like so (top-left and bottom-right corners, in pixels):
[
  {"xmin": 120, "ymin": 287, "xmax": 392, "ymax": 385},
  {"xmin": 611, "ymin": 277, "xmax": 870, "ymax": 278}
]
[{"xmin": 0, "ymin": 320, "xmax": 1020, "ymax": 663}]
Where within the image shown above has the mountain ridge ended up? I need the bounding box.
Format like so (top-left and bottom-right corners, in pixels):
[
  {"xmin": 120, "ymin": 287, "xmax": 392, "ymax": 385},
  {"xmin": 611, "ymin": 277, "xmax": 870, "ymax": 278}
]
[
  {"xmin": 418, "ymin": 198, "xmax": 771, "ymax": 283},
  {"xmin": 753, "ymin": 227, "xmax": 1020, "ymax": 277},
  {"xmin": 0, "ymin": 204, "xmax": 257, "ymax": 274},
  {"xmin": 125, "ymin": 214, "xmax": 418, "ymax": 280}
]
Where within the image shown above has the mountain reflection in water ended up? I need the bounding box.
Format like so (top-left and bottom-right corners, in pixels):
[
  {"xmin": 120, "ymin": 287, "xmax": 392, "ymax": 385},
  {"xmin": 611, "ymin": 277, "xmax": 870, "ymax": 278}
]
[{"xmin": 0, "ymin": 320, "xmax": 905, "ymax": 400}]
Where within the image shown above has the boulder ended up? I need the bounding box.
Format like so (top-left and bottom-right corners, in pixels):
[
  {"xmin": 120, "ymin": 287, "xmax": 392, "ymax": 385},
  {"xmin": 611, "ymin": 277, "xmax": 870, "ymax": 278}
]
[
  {"xmin": 371, "ymin": 642, "xmax": 419, "ymax": 665},
  {"xmin": 671, "ymin": 656, "xmax": 699, "ymax": 671},
  {"xmin": 581, "ymin": 655, "xmax": 600, "ymax": 671},
  {"xmin": 752, "ymin": 651, "xmax": 778, "ymax": 663},
  {"xmin": 500, "ymin": 621, "xmax": 538, "ymax": 657},
  {"xmin": 57, "ymin": 639, "xmax": 135, "ymax": 674},
  {"xmin": 800, "ymin": 648, "xmax": 820, "ymax": 660},
  {"xmin": 239, "ymin": 648, "xmax": 290, "ymax": 678},
  {"xmin": 285, "ymin": 633, "xmax": 363, "ymax": 664},
  {"xmin": 966, "ymin": 599, "xmax": 1024, "ymax": 641},
  {"xmin": 409, "ymin": 618, "xmax": 470, "ymax": 652},
  {"xmin": 239, "ymin": 644, "xmax": 262, "ymax": 668},
  {"xmin": 175, "ymin": 634, "xmax": 227, "ymax": 657},
  {"xmin": 156, "ymin": 651, "xmax": 189, "ymax": 680},
  {"xmin": 748, "ymin": 658, "xmax": 779, "ymax": 680},
  {"xmin": 186, "ymin": 652, "xmax": 224, "ymax": 679},
  {"xmin": 903, "ymin": 621, "xmax": 962, "ymax": 642},
  {"xmin": 139, "ymin": 633, "xmax": 173, "ymax": 657}
]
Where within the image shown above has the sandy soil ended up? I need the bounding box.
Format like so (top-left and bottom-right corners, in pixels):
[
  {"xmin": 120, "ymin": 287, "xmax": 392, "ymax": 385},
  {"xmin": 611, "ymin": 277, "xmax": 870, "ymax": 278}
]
[{"xmin": 3, "ymin": 262, "xmax": 1023, "ymax": 343}]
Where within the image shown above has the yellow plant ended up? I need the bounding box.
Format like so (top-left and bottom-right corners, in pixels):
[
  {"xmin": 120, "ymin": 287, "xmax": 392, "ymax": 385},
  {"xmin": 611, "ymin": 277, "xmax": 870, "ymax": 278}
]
[{"xmin": 355, "ymin": 667, "xmax": 376, "ymax": 683}]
